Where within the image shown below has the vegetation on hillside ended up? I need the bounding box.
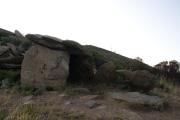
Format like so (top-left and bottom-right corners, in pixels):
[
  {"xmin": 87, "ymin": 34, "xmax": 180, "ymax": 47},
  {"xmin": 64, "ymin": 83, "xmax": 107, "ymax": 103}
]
[{"xmin": 84, "ymin": 45, "xmax": 152, "ymax": 71}]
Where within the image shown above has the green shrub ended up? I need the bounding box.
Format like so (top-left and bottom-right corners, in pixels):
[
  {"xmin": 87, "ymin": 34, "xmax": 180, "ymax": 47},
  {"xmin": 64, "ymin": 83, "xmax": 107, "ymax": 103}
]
[
  {"xmin": 0, "ymin": 37, "xmax": 10, "ymax": 45},
  {"xmin": 0, "ymin": 110, "xmax": 7, "ymax": 120},
  {"xmin": 0, "ymin": 70, "xmax": 19, "ymax": 81},
  {"xmin": 158, "ymin": 76, "xmax": 177, "ymax": 93},
  {"xmin": 0, "ymin": 70, "xmax": 20, "ymax": 87}
]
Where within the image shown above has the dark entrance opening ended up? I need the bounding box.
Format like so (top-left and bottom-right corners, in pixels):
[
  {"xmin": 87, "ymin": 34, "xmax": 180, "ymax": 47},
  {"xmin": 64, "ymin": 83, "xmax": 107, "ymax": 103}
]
[{"xmin": 67, "ymin": 55, "xmax": 94, "ymax": 85}]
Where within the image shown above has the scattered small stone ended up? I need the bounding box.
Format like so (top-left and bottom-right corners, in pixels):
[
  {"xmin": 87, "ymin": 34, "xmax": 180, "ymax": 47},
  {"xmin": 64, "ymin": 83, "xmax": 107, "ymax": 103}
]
[
  {"xmin": 23, "ymin": 100, "xmax": 34, "ymax": 105},
  {"xmin": 22, "ymin": 95, "xmax": 34, "ymax": 105},
  {"xmin": 59, "ymin": 93, "xmax": 67, "ymax": 98},
  {"xmin": 22, "ymin": 95, "xmax": 33, "ymax": 101},
  {"xmin": 96, "ymin": 105, "xmax": 107, "ymax": 110},
  {"xmin": 84, "ymin": 100, "xmax": 100, "ymax": 109},
  {"xmin": 65, "ymin": 101, "xmax": 73, "ymax": 105}
]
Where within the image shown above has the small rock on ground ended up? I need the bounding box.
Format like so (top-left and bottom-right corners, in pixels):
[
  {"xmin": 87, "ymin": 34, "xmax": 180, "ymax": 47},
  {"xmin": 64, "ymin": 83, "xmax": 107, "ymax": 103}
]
[{"xmin": 84, "ymin": 100, "xmax": 100, "ymax": 109}]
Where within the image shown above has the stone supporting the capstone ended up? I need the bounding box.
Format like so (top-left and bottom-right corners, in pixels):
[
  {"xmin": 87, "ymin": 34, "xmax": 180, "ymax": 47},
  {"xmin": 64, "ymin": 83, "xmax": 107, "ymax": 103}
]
[{"xmin": 21, "ymin": 45, "xmax": 70, "ymax": 88}]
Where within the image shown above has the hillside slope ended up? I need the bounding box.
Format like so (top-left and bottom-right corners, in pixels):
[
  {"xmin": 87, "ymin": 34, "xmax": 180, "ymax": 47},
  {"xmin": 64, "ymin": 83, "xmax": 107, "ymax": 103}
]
[{"xmin": 84, "ymin": 45, "xmax": 152, "ymax": 71}]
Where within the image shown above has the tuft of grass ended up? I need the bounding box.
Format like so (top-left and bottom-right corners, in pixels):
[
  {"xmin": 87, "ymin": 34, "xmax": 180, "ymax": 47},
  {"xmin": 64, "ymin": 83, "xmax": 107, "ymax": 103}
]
[
  {"xmin": 61, "ymin": 111, "xmax": 85, "ymax": 120},
  {"xmin": 6, "ymin": 104, "xmax": 41, "ymax": 120},
  {"xmin": 158, "ymin": 76, "xmax": 178, "ymax": 94}
]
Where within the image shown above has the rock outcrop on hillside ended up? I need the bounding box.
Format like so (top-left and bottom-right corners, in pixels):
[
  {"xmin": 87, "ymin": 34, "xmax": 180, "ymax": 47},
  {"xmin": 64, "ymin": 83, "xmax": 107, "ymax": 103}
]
[
  {"xmin": 116, "ymin": 70, "xmax": 157, "ymax": 92},
  {"xmin": 0, "ymin": 28, "xmax": 32, "ymax": 88},
  {"xmin": 0, "ymin": 28, "xmax": 31, "ymax": 69}
]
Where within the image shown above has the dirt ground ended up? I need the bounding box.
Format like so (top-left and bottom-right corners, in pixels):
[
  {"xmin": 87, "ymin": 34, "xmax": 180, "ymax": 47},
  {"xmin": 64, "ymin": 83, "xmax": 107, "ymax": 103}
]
[{"xmin": 0, "ymin": 88, "xmax": 180, "ymax": 120}]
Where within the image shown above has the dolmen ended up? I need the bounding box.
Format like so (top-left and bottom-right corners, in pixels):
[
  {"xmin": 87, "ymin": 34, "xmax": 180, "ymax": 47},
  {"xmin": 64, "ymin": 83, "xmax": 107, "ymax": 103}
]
[{"xmin": 21, "ymin": 34, "xmax": 94, "ymax": 88}]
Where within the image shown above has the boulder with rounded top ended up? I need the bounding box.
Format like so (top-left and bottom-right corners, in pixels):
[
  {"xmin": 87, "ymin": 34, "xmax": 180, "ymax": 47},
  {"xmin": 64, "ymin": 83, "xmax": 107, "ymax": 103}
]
[{"xmin": 21, "ymin": 45, "xmax": 70, "ymax": 88}]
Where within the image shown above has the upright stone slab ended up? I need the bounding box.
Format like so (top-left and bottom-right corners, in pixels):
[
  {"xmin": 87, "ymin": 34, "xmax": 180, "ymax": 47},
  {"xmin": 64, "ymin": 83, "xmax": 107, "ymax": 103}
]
[{"xmin": 21, "ymin": 45, "xmax": 70, "ymax": 88}]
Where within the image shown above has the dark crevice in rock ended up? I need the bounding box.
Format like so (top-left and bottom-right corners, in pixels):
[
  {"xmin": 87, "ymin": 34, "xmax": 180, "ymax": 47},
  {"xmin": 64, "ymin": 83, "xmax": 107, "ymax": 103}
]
[{"xmin": 67, "ymin": 55, "xmax": 94, "ymax": 85}]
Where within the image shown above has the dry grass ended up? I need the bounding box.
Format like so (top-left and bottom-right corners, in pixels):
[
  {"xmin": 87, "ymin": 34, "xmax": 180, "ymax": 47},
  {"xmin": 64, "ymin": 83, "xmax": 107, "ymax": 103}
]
[
  {"xmin": 156, "ymin": 76, "xmax": 180, "ymax": 95},
  {"xmin": 0, "ymin": 82, "xmax": 180, "ymax": 120},
  {"xmin": 6, "ymin": 104, "xmax": 41, "ymax": 120}
]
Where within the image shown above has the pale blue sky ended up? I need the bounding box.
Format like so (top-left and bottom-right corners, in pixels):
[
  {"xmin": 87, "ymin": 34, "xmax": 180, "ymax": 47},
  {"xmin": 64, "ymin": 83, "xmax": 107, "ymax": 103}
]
[{"xmin": 0, "ymin": 0, "xmax": 179, "ymax": 66}]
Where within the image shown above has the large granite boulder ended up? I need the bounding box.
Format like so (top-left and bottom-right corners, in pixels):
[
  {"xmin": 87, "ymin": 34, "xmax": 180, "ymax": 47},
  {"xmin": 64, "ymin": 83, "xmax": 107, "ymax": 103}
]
[
  {"xmin": 116, "ymin": 70, "xmax": 157, "ymax": 92},
  {"xmin": 94, "ymin": 61, "xmax": 116, "ymax": 83},
  {"xmin": 21, "ymin": 45, "xmax": 70, "ymax": 88}
]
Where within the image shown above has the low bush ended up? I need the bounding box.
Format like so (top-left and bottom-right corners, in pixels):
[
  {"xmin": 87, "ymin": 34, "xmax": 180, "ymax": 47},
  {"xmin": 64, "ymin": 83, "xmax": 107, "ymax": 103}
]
[{"xmin": 0, "ymin": 70, "xmax": 20, "ymax": 88}]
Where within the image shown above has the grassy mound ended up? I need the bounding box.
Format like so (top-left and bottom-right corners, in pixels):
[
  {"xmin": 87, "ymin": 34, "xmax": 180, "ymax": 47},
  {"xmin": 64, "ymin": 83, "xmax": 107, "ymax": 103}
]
[{"xmin": 84, "ymin": 45, "xmax": 152, "ymax": 71}]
